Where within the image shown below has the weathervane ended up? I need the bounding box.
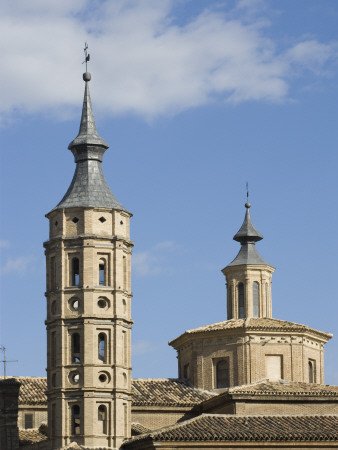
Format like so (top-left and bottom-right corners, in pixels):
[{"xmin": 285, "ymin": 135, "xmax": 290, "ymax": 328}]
[
  {"xmin": 245, "ymin": 182, "xmax": 250, "ymax": 208},
  {"xmin": 83, "ymin": 42, "xmax": 90, "ymax": 71},
  {"xmin": 0, "ymin": 346, "xmax": 18, "ymax": 379}
]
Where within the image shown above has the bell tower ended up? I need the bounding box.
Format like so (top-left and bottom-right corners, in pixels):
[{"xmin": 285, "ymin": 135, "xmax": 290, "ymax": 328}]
[
  {"xmin": 222, "ymin": 202, "xmax": 275, "ymax": 319},
  {"xmin": 44, "ymin": 69, "xmax": 133, "ymax": 449}
]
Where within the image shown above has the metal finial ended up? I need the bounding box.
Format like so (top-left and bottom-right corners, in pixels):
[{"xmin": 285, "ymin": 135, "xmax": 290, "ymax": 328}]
[
  {"xmin": 83, "ymin": 42, "xmax": 90, "ymax": 72},
  {"xmin": 245, "ymin": 182, "xmax": 251, "ymax": 208},
  {"xmin": 0, "ymin": 346, "xmax": 18, "ymax": 378}
]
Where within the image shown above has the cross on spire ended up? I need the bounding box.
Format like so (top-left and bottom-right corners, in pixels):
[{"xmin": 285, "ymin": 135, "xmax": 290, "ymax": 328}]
[
  {"xmin": 0, "ymin": 346, "xmax": 18, "ymax": 378},
  {"xmin": 83, "ymin": 42, "xmax": 90, "ymax": 72}
]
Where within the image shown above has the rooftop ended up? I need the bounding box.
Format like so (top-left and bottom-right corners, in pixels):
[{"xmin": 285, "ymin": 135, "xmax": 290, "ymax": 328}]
[
  {"xmin": 122, "ymin": 414, "xmax": 338, "ymax": 446},
  {"xmin": 170, "ymin": 317, "xmax": 332, "ymax": 346},
  {"xmin": 2, "ymin": 377, "xmax": 213, "ymax": 408}
]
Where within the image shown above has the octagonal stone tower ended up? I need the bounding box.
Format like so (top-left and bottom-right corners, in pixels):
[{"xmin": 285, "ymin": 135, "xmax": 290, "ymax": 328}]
[
  {"xmin": 170, "ymin": 203, "xmax": 332, "ymax": 391},
  {"xmin": 44, "ymin": 72, "xmax": 133, "ymax": 449}
]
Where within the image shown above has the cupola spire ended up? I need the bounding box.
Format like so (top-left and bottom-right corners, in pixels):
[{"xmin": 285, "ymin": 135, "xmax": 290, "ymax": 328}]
[
  {"xmin": 68, "ymin": 71, "xmax": 109, "ymax": 152},
  {"xmin": 228, "ymin": 201, "xmax": 268, "ymax": 266}
]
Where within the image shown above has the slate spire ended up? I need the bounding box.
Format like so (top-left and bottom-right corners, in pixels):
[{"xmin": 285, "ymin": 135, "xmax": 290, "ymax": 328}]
[
  {"xmin": 50, "ymin": 71, "xmax": 128, "ymax": 213},
  {"xmin": 68, "ymin": 72, "xmax": 109, "ymax": 152},
  {"xmin": 233, "ymin": 202, "xmax": 263, "ymax": 243},
  {"xmin": 228, "ymin": 202, "xmax": 269, "ymax": 266}
]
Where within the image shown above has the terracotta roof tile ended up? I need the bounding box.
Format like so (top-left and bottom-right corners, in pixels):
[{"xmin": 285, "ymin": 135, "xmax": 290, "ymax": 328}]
[
  {"xmin": 122, "ymin": 414, "xmax": 338, "ymax": 446},
  {"xmin": 132, "ymin": 379, "xmax": 214, "ymax": 406},
  {"xmin": 131, "ymin": 422, "xmax": 151, "ymax": 436},
  {"xmin": 19, "ymin": 429, "xmax": 48, "ymax": 445},
  {"xmin": 170, "ymin": 318, "xmax": 332, "ymax": 346},
  {"xmin": 2, "ymin": 376, "xmax": 213, "ymax": 408},
  {"xmin": 228, "ymin": 380, "xmax": 338, "ymax": 397}
]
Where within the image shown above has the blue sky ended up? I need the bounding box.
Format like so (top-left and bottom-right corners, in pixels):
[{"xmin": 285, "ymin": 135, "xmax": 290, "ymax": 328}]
[{"xmin": 0, "ymin": 0, "xmax": 337, "ymax": 384}]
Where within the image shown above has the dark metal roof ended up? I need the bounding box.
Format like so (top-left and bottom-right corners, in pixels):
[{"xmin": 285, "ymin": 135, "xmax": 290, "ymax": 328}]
[
  {"xmin": 50, "ymin": 72, "xmax": 128, "ymax": 213},
  {"xmin": 228, "ymin": 242, "xmax": 268, "ymax": 266},
  {"xmin": 227, "ymin": 203, "xmax": 270, "ymax": 267},
  {"xmin": 233, "ymin": 203, "xmax": 263, "ymax": 243}
]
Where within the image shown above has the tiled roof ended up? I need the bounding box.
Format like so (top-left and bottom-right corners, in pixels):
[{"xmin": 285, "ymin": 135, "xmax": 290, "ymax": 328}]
[
  {"xmin": 122, "ymin": 414, "xmax": 338, "ymax": 446},
  {"xmin": 1, "ymin": 377, "xmax": 213, "ymax": 408},
  {"xmin": 131, "ymin": 423, "xmax": 151, "ymax": 436},
  {"xmin": 17, "ymin": 377, "xmax": 47, "ymax": 405},
  {"xmin": 170, "ymin": 317, "xmax": 332, "ymax": 345},
  {"xmin": 228, "ymin": 380, "xmax": 338, "ymax": 397},
  {"xmin": 19, "ymin": 429, "xmax": 48, "ymax": 445},
  {"xmin": 132, "ymin": 379, "xmax": 214, "ymax": 406}
]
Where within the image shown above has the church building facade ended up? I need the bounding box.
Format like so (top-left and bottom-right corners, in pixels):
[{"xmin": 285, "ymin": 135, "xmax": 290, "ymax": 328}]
[{"xmin": 0, "ymin": 69, "xmax": 337, "ymax": 450}]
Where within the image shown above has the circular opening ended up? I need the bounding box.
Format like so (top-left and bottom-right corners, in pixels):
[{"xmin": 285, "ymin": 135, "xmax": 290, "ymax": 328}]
[
  {"xmin": 98, "ymin": 299, "xmax": 107, "ymax": 309},
  {"xmin": 72, "ymin": 373, "xmax": 80, "ymax": 383},
  {"xmin": 51, "ymin": 301, "xmax": 57, "ymax": 315},
  {"xmin": 99, "ymin": 373, "xmax": 107, "ymax": 383},
  {"xmin": 69, "ymin": 371, "xmax": 80, "ymax": 384},
  {"xmin": 70, "ymin": 298, "xmax": 79, "ymax": 311}
]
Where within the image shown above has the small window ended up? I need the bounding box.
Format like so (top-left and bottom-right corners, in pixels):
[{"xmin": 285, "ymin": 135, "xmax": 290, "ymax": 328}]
[
  {"xmin": 309, "ymin": 360, "xmax": 316, "ymax": 383},
  {"xmin": 71, "ymin": 405, "xmax": 80, "ymax": 435},
  {"xmin": 51, "ymin": 404, "xmax": 56, "ymax": 437},
  {"xmin": 24, "ymin": 413, "xmax": 33, "ymax": 429},
  {"xmin": 71, "ymin": 258, "xmax": 80, "ymax": 286},
  {"xmin": 253, "ymin": 282, "xmax": 259, "ymax": 317},
  {"xmin": 98, "ymin": 333, "xmax": 106, "ymax": 363},
  {"xmin": 72, "ymin": 217, "xmax": 79, "ymax": 224},
  {"xmin": 51, "ymin": 332, "xmax": 56, "ymax": 368},
  {"xmin": 183, "ymin": 363, "xmax": 190, "ymax": 379},
  {"xmin": 216, "ymin": 359, "xmax": 230, "ymax": 388},
  {"xmin": 99, "ymin": 262, "xmax": 105, "ymax": 286},
  {"xmin": 98, "ymin": 405, "xmax": 107, "ymax": 434},
  {"xmin": 50, "ymin": 256, "xmax": 56, "ymax": 289},
  {"xmin": 72, "ymin": 333, "xmax": 81, "ymax": 363},
  {"xmin": 70, "ymin": 298, "xmax": 80, "ymax": 311},
  {"xmin": 227, "ymin": 285, "xmax": 232, "ymax": 320},
  {"xmin": 99, "ymin": 216, "xmax": 106, "ymax": 223},
  {"xmin": 98, "ymin": 298, "xmax": 108, "ymax": 309},
  {"xmin": 238, "ymin": 283, "xmax": 245, "ymax": 318}
]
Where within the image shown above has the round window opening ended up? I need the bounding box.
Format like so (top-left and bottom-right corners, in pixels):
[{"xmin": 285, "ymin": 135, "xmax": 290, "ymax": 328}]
[
  {"xmin": 70, "ymin": 299, "xmax": 79, "ymax": 311},
  {"xmin": 69, "ymin": 371, "xmax": 80, "ymax": 384},
  {"xmin": 98, "ymin": 299, "xmax": 107, "ymax": 309},
  {"xmin": 72, "ymin": 373, "xmax": 80, "ymax": 383},
  {"xmin": 99, "ymin": 373, "xmax": 107, "ymax": 383}
]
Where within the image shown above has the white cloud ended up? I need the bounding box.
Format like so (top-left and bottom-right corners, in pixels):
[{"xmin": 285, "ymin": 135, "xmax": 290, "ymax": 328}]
[
  {"xmin": 0, "ymin": 0, "xmax": 336, "ymax": 122},
  {"xmin": 132, "ymin": 340, "xmax": 157, "ymax": 356},
  {"xmin": 0, "ymin": 256, "xmax": 34, "ymax": 275},
  {"xmin": 132, "ymin": 240, "xmax": 177, "ymax": 276}
]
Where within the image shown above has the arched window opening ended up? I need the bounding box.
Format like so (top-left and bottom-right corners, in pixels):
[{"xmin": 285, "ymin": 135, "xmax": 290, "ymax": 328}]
[
  {"xmin": 50, "ymin": 256, "xmax": 56, "ymax": 289},
  {"xmin": 51, "ymin": 332, "xmax": 56, "ymax": 368},
  {"xmin": 265, "ymin": 283, "xmax": 268, "ymax": 317},
  {"xmin": 227, "ymin": 285, "xmax": 233, "ymax": 320},
  {"xmin": 99, "ymin": 259, "xmax": 106, "ymax": 286},
  {"xmin": 72, "ymin": 333, "xmax": 80, "ymax": 363},
  {"xmin": 72, "ymin": 258, "xmax": 79, "ymax": 286},
  {"xmin": 308, "ymin": 360, "xmax": 315, "ymax": 383},
  {"xmin": 51, "ymin": 404, "xmax": 56, "ymax": 437},
  {"xmin": 183, "ymin": 363, "xmax": 190, "ymax": 379},
  {"xmin": 71, "ymin": 405, "xmax": 80, "ymax": 435},
  {"xmin": 98, "ymin": 333, "xmax": 106, "ymax": 363},
  {"xmin": 253, "ymin": 282, "xmax": 260, "ymax": 317},
  {"xmin": 98, "ymin": 405, "xmax": 107, "ymax": 434},
  {"xmin": 238, "ymin": 283, "xmax": 245, "ymax": 318},
  {"xmin": 123, "ymin": 256, "xmax": 127, "ymax": 290},
  {"xmin": 216, "ymin": 359, "xmax": 230, "ymax": 388}
]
